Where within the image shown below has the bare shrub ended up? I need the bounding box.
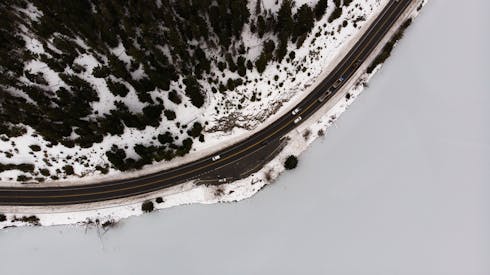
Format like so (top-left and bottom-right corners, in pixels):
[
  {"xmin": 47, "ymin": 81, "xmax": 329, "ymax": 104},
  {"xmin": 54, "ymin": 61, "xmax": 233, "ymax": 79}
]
[
  {"xmin": 264, "ymin": 169, "xmax": 274, "ymax": 182},
  {"xmin": 214, "ymin": 187, "xmax": 225, "ymax": 197},
  {"xmin": 303, "ymin": 129, "xmax": 311, "ymax": 140},
  {"xmin": 102, "ymin": 219, "xmax": 118, "ymax": 229}
]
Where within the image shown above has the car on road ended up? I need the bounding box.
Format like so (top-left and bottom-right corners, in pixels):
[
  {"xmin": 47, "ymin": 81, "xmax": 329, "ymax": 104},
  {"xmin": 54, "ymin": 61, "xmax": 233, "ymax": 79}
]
[
  {"xmin": 318, "ymin": 90, "xmax": 332, "ymax": 102},
  {"xmin": 218, "ymin": 178, "xmax": 227, "ymax": 183},
  {"xmin": 291, "ymin": 108, "xmax": 301, "ymax": 115},
  {"xmin": 332, "ymin": 76, "xmax": 345, "ymax": 89},
  {"xmin": 294, "ymin": 116, "xmax": 302, "ymax": 124},
  {"xmin": 211, "ymin": 155, "xmax": 221, "ymax": 161}
]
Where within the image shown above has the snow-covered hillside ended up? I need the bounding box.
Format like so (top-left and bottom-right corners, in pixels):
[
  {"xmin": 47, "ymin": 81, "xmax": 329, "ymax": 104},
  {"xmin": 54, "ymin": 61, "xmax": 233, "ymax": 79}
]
[{"xmin": 0, "ymin": 0, "xmax": 386, "ymax": 184}]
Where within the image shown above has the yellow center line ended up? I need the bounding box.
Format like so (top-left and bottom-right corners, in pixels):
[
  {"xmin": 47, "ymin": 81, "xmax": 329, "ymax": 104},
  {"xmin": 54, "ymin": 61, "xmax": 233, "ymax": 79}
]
[{"xmin": 0, "ymin": 0, "xmax": 408, "ymax": 200}]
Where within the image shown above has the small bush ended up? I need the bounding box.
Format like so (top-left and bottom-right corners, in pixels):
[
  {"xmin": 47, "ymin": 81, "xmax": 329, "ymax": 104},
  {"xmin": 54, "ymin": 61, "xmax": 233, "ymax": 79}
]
[
  {"xmin": 264, "ymin": 169, "xmax": 273, "ymax": 182},
  {"xmin": 158, "ymin": 131, "xmax": 173, "ymax": 144},
  {"xmin": 303, "ymin": 129, "xmax": 311, "ymax": 140},
  {"xmin": 92, "ymin": 66, "xmax": 110, "ymax": 78},
  {"xmin": 13, "ymin": 215, "xmax": 40, "ymax": 225},
  {"xmin": 39, "ymin": 168, "xmax": 50, "ymax": 176},
  {"xmin": 168, "ymin": 90, "xmax": 182, "ymax": 104},
  {"xmin": 17, "ymin": 175, "xmax": 32, "ymax": 182},
  {"xmin": 141, "ymin": 200, "xmax": 154, "ymax": 213},
  {"xmin": 164, "ymin": 110, "xmax": 176, "ymax": 121},
  {"xmin": 63, "ymin": 165, "xmax": 74, "ymax": 175},
  {"xmin": 101, "ymin": 219, "xmax": 117, "ymax": 228},
  {"xmin": 106, "ymin": 79, "xmax": 129, "ymax": 97},
  {"xmin": 187, "ymin": 122, "xmax": 203, "ymax": 137},
  {"xmin": 95, "ymin": 165, "xmax": 109, "ymax": 174},
  {"xmin": 29, "ymin": 144, "xmax": 41, "ymax": 152},
  {"xmin": 284, "ymin": 155, "xmax": 298, "ymax": 170},
  {"xmin": 0, "ymin": 214, "xmax": 6, "ymax": 222}
]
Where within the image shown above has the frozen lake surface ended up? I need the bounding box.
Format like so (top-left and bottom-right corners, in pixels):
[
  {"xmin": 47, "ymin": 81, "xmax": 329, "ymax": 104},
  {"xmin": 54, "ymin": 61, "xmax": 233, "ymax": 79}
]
[{"xmin": 1, "ymin": 0, "xmax": 489, "ymax": 274}]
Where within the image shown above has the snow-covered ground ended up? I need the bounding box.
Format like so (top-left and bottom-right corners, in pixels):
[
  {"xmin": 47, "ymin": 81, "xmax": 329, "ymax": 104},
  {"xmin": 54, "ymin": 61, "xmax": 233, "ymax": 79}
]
[
  {"xmin": 0, "ymin": 0, "xmax": 390, "ymax": 185},
  {"xmin": 0, "ymin": 0, "xmax": 427, "ymax": 228}
]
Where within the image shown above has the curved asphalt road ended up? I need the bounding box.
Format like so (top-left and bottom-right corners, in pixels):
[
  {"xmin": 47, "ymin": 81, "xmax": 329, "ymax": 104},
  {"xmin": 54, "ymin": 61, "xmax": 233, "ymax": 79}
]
[{"xmin": 0, "ymin": 0, "xmax": 413, "ymax": 206}]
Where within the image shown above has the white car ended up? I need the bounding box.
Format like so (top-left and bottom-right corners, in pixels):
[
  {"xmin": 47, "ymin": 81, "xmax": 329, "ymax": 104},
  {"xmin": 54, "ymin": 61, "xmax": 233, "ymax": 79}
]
[
  {"xmin": 211, "ymin": 155, "xmax": 221, "ymax": 161},
  {"xmin": 291, "ymin": 108, "xmax": 301, "ymax": 115},
  {"xmin": 218, "ymin": 178, "xmax": 227, "ymax": 183},
  {"xmin": 294, "ymin": 116, "xmax": 302, "ymax": 124}
]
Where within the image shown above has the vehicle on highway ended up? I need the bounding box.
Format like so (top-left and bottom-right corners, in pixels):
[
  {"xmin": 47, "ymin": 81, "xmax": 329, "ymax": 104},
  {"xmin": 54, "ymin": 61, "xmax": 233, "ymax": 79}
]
[
  {"xmin": 332, "ymin": 76, "xmax": 345, "ymax": 89},
  {"xmin": 318, "ymin": 90, "xmax": 332, "ymax": 102},
  {"xmin": 211, "ymin": 155, "xmax": 221, "ymax": 161},
  {"xmin": 218, "ymin": 178, "xmax": 227, "ymax": 183},
  {"xmin": 293, "ymin": 116, "xmax": 302, "ymax": 124},
  {"xmin": 291, "ymin": 108, "xmax": 301, "ymax": 115}
]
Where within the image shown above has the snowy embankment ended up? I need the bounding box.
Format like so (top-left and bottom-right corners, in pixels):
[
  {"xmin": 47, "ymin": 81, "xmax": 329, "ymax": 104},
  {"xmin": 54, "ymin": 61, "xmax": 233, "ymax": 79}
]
[{"xmin": 0, "ymin": 0, "xmax": 428, "ymax": 229}]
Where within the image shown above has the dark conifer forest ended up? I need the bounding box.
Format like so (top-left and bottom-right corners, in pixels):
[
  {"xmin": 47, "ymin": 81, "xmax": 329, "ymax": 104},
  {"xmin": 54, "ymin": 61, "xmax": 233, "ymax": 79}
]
[{"xmin": 0, "ymin": 0, "xmax": 353, "ymax": 175}]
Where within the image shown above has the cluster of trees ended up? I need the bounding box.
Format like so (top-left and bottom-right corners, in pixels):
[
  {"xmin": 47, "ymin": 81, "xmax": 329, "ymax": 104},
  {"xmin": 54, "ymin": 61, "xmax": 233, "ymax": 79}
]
[
  {"xmin": 105, "ymin": 122, "xmax": 202, "ymax": 171},
  {"xmin": 367, "ymin": 19, "xmax": 412, "ymax": 73},
  {"xmin": 251, "ymin": 0, "xmax": 334, "ymax": 73},
  {"xmin": 0, "ymin": 163, "xmax": 34, "ymax": 173},
  {"xmin": 106, "ymin": 137, "xmax": 194, "ymax": 171},
  {"xmin": 1, "ymin": 0, "xmax": 227, "ymax": 159},
  {"xmin": 0, "ymin": 0, "xmax": 353, "ymax": 173}
]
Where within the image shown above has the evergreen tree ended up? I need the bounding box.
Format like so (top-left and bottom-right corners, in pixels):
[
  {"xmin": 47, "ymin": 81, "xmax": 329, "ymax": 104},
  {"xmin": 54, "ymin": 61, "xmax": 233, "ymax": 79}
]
[
  {"xmin": 183, "ymin": 76, "xmax": 204, "ymax": 108},
  {"xmin": 275, "ymin": 0, "xmax": 294, "ymax": 36},
  {"xmin": 257, "ymin": 15, "xmax": 266, "ymax": 38},
  {"xmin": 293, "ymin": 4, "xmax": 315, "ymax": 40},
  {"xmin": 314, "ymin": 0, "xmax": 328, "ymax": 20},
  {"xmin": 255, "ymin": 0, "xmax": 262, "ymax": 15}
]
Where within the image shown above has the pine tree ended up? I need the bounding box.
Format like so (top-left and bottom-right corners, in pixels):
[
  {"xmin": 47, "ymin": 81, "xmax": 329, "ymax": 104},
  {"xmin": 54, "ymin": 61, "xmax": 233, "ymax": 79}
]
[
  {"xmin": 255, "ymin": 0, "xmax": 262, "ymax": 15},
  {"xmin": 293, "ymin": 4, "xmax": 315, "ymax": 39},
  {"xmin": 314, "ymin": 0, "xmax": 328, "ymax": 20},
  {"xmin": 275, "ymin": 0, "xmax": 294, "ymax": 36}
]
